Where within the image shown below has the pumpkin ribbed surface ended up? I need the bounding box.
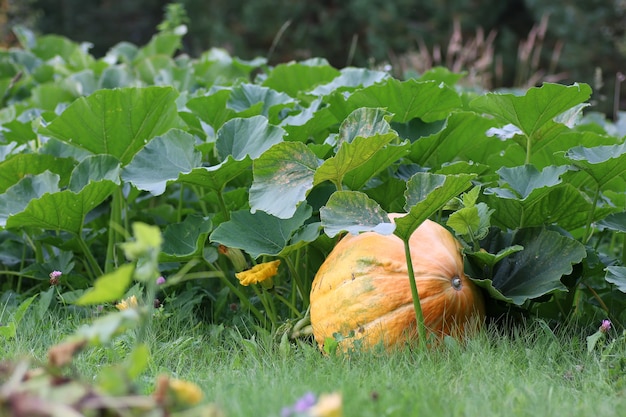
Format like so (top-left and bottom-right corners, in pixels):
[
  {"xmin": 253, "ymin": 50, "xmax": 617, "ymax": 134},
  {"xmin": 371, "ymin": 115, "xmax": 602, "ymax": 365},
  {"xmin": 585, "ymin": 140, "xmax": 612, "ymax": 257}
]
[{"xmin": 310, "ymin": 214, "xmax": 485, "ymax": 351}]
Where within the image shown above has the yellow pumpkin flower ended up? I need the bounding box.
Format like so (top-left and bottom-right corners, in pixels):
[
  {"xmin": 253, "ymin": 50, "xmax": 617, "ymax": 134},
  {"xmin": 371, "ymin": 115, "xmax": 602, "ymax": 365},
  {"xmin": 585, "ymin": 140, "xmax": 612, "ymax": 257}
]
[
  {"xmin": 169, "ymin": 378, "xmax": 204, "ymax": 405},
  {"xmin": 309, "ymin": 392, "xmax": 342, "ymax": 417},
  {"xmin": 115, "ymin": 295, "xmax": 138, "ymax": 310},
  {"xmin": 235, "ymin": 260, "xmax": 280, "ymax": 287}
]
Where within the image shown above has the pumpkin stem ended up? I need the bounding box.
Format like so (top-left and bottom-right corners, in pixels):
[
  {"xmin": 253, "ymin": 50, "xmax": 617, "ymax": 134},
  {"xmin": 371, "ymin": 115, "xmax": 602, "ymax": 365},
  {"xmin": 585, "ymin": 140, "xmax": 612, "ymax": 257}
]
[{"xmin": 403, "ymin": 239, "xmax": 427, "ymax": 349}]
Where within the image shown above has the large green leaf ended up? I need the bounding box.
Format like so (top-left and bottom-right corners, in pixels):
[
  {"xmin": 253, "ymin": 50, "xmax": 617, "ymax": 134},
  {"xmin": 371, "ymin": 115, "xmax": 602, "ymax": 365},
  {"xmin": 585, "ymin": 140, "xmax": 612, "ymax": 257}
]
[
  {"xmin": 0, "ymin": 154, "xmax": 75, "ymax": 193},
  {"xmin": 0, "ymin": 171, "xmax": 60, "ymax": 226},
  {"xmin": 40, "ymin": 86, "xmax": 181, "ymax": 164},
  {"xmin": 472, "ymin": 228, "xmax": 586, "ymax": 305},
  {"xmin": 227, "ymin": 83, "xmax": 295, "ymax": 120},
  {"xmin": 69, "ymin": 154, "xmax": 121, "ymax": 192},
  {"xmin": 6, "ymin": 180, "xmax": 117, "ymax": 234},
  {"xmin": 309, "ymin": 67, "xmax": 389, "ymax": 96},
  {"xmin": 409, "ymin": 111, "xmax": 502, "ymax": 169},
  {"xmin": 394, "ymin": 173, "xmax": 474, "ymax": 241},
  {"xmin": 121, "ymin": 129, "xmax": 202, "ymax": 195},
  {"xmin": 210, "ymin": 204, "xmax": 312, "ymax": 258},
  {"xmin": 489, "ymin": 165, "xmax": 568, "ymax": 200},
  {"xmin": 336, "ymin": 107, "xmax": 394, "ymax": 145},
  {"xmin": 328, "ymin": 78, "xmax": 462, "ymax": 123},
  {"xmin": 314, "ymin": 108, "xmax": 398, "ymax": 188},
  {"xmin": 343, "ymin": 141, "xmax": 411, "ymax": 191},
  {"xmin": 605, "ymin": 266, "xmax": 626, "ymax": 293},
  {"xmin": 178, "ymin": 155, "xmax": 251, "ymax": 192},
  {"xmin": 186, "ymin": 89, "xmax": 238, "ymax": 130},
  {"xmin": 319, "ymin": 190, "xmax": 394, "ymax": 237},
  {"xmin": 249, "ymin": 141, "xmax": 321, "ymax": 219},
  {"xmin": 161, "ymin": 214, "xmax": 212, "ymax": 261},
  {"xmin": 564, "ymin": 142, "xmax": 626, "ymax": 189},
  {"xmin": 215, "ymin": 115, "xmax": 285, "ymax": 161},
  {"xmin": 469, "ymin": 83, "xmax": 592, "ymax": 137},
  {"xmin": 262, "ymin": 61, "xmax": 341, "ymax": 96},
  {"xmin": 485, "ymin": 171, "xmax": 616, "ymax": 230}
]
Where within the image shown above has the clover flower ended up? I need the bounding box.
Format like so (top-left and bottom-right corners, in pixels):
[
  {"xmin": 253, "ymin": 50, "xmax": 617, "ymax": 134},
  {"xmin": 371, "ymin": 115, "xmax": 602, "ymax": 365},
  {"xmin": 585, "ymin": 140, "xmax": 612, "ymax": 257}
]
[
  {"xmin": 235, "ymin": 260, "xmax": 280, "ymax": 287},
  {"xmin": 49, "ymin": 270, "xmax": 62, "ymax": 286},
  {"xmin": 600, "ymin": 319, "xmax": 611, "ymax": 333},
  {"xmin": 156, "ymin": 276, "xmax": 166, "ymax": 285}
]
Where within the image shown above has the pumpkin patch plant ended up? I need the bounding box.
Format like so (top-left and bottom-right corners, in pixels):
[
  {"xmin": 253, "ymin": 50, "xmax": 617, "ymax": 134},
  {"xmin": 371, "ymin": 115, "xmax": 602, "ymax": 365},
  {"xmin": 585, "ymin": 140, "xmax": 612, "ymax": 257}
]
[{"xmin": 0, "ymin": 17, "xmax": 625, "ymax": 358}]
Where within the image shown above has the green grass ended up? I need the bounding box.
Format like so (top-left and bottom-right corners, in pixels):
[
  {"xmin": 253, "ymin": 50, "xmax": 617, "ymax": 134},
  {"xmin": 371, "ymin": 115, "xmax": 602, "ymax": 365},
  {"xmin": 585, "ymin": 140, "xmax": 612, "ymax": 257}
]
[{"xmin": 2, "ymin": 307, "xmax": 626, "ymax": 417}]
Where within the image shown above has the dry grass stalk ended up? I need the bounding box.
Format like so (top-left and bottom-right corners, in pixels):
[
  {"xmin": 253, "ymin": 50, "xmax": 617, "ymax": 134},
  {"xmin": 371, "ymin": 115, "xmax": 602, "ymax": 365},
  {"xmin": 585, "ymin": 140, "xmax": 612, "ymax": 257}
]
[{"xmin": 391, "ymin": 15, "xmax": 568, "ymax": 90}]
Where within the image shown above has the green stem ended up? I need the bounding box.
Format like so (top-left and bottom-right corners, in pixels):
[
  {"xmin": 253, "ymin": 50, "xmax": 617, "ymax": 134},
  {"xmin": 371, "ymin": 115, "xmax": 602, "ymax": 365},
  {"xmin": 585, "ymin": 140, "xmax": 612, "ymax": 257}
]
[
  {"xmin": 212, "ymin": 268, "xmax": 266, "ymax": 324},
  {"xmin": 284, "ymin": 256, "xmax": 308, "ymax": 306},
  {"xmin": 253, "ymin": 285, "xmax": 277, "ymax": 327},
  {"xmin": 105, "ymin": 189, "xmax": 124, "ymax": 274},
  {"xmin": 582, "ymin": 185, "xmax": 600, "ymax": 244},
  {"xmin": 525, "ymin": 134, "xmax": 532, "ymax": 165},
  {"xmin": 273, "ymin": 292, "xmax": 301, "ymax": 317},
  {"xmin": 76, "ymin": 234, "xmax": 104, "ymax": 279},
  {"xmin": 216, "ymin": 188, "xmax": 230, "ymax": 221},
  {"xmin": 403, "ymin": 239, "xmax": 427, "ymax": 348},
  {"xmin": 177, "ymin": 184, "xmax": 184, "ymax": 223}
]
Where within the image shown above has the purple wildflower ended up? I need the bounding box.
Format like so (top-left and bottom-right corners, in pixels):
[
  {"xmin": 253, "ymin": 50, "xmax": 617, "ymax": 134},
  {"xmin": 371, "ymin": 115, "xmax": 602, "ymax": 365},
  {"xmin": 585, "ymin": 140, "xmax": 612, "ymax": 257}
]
[
  {"xmin": 49, "ymin": 270, "xmax": 62, "ymax": 286},
  {"xmin": 281, "ymin": 392, "xmax": 316, "ymax": 417},
  {"xmin": 600, "ymin": 319, "xmax": 611, "ymax": 333},
  {"xmin": 156, "ymin": 276, "xmax": 166, "ymax": 285}
]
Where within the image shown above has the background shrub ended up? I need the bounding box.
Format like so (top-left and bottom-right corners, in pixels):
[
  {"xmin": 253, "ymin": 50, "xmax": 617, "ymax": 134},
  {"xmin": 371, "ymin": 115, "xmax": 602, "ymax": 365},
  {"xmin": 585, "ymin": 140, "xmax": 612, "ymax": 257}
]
[{"xmin": 3, "ymin": 0, "xmax": 626, "ymax": 114}]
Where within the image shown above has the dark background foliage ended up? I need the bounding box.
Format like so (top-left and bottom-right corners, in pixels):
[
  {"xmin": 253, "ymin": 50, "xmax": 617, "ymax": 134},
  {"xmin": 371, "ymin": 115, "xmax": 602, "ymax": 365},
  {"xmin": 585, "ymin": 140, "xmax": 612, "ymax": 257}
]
[{"xmin": 2, "ymin": 0, "xmax": 626, "ymax": 114}]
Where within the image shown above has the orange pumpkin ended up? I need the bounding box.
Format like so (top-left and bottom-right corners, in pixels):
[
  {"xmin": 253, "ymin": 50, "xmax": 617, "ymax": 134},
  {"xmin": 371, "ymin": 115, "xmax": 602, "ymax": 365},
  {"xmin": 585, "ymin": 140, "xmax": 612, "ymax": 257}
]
[{"xmin": 310, "ymin": 214, "xmax": 485, "ymax": 351}]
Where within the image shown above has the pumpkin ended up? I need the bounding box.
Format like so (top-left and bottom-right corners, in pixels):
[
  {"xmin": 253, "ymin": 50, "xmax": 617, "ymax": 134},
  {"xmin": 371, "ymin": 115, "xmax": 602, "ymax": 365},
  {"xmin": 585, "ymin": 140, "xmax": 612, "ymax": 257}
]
[{"xmin": 310, "ymin": 213, "xmax": 485, "ymax": 351}]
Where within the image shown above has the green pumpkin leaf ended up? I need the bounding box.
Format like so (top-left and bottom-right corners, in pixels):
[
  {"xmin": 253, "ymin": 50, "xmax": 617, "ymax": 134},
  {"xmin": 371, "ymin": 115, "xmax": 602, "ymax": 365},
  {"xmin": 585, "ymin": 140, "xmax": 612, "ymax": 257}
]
[
  {"xmin": 564, "ymin": 142, "xmax": 626, "ymax": 189},
  {"xmin": 486, "ymin": 183, "xmax": 616, "ymax": 230},
  {"xmin": 605, "ymin": 266, "xmax": 626, "ymax": 293},
  {"xmin": 597, "ymin": 212, "xmax": 626, "ymax": 233},
  {"xmin": 249, "ymin": 141, "xmax": 321, "ymax": 219},
  {"xmin": 409, "ymin": 112, "xmax": 501, "ymax": 169},
  {"xmin": 122, "ymin": 129, "xmax": 202, "ymax": 195},
  {"xmin": 0, "ymin": 154, "xmax": 75, "ymax": 194},
  {"xmin": 161, "ymin": 214, "xmax": 212, "ymax": 261},
  {"xmin": 74, "ymin": 264, "xmax": 135, "ymax": 305},
  {"xmin": 336, "ymin": 107, "xmax": 394, "ymax": 145},
  {"xmin": 69, "ymin": 154, "xmax": 121, "ymax": 192},
  {"xmin": 210, "ymin": 204, "xmax": 312, "ymax": 258},
  {"xmin": 342, "ymin": 141, "xmax": 411, "ymax": 191},
  {"xmin": 6, "ymin": 180, "xmax": 117, "ymax": 234},
  {"xmin": 490, "ymin": 165, "xmax": 568, "ymax": 199},
  {"xmin": 227, "ymin": 83, "xmax": 295, "ymax": 120},
  {"xmin": 40, "ymin": 86, "xmax": 181, "ymax": 164},
  {"xmin": 471, "ymin": 228, "xmax": 586, "ymax": 305},
  {"xmin": 314, "ymin": 108, "xmax": 398, "ymax": 188},
  {"xmin": 186, "ymin": 89, "xmax": 238, "ymax": 130},
  {"xmin": 328, "ymin": 78, "xmax": 462, "ymax": 123},
  {"xmin": 216, "ymin": 115, "xmax": 285, "ymax": 161},
  {"xmin": 469, "ymin": 83, "xmax": 592, "ymax": 137},
  {"xmin": 394, "ymin": 173, "xmax": 474, "ymax": 241},
  {"xmin": 309, "ymin": 67, "xmax": 389, "ymax": 96},
  {"xmin": 319, "ymin": 190, "xmax": 394, "ymax": 237},
  {"xmin": 262, "ymin": 61, "xmax": 340, "ymax": 96},
  {"xmin": 0, "ymin": 171, "xmax": 60, "ymax": 226},
  {"xmin": 178, "ymin": 155, "xmax": 251, "ymax": 192}
]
